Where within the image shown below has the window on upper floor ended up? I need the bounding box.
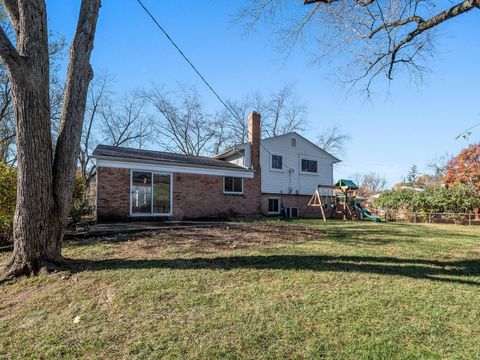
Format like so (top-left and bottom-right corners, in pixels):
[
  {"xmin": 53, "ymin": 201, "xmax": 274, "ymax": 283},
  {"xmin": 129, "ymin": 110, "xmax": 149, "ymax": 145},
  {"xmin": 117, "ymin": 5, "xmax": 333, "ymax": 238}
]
[
  {"xmin": 291, "ymin": 138, "xmax": 296, "ymax": 147},
  {"xmin": 301, "ymin": 159, "xmax": 318, "ymax": 173},
  {"xmin": 271, "ymin": 154, "xmax": 283, "ymax": 170}
]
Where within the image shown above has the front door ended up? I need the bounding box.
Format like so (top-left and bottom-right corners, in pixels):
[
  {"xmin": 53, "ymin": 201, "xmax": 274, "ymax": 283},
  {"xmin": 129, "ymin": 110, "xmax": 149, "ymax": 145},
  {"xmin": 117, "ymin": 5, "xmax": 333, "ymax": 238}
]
[{"xmin": 131, "ymin": 171, "xmax": 172, "ymax": 216}]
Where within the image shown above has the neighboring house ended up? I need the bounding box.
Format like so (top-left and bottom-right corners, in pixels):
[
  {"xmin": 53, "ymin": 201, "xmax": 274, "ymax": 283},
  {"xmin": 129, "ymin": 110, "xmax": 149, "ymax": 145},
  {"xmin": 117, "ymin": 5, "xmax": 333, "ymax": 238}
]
[{"xmin": 93, "ymin": 112, "xmax": 340, "ymax": 220}]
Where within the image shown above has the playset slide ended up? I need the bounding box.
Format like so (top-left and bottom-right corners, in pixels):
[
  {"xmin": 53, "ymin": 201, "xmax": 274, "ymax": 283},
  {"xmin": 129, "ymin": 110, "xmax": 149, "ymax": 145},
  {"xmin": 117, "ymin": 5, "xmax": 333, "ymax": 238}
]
[{"xmin": 354, "ymin": 202, "xmax": 381, "ymax": 222}]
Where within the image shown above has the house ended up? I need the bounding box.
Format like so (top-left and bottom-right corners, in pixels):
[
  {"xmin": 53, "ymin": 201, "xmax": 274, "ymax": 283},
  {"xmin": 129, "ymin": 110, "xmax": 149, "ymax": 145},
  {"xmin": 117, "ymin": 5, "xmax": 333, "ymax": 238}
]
[{"xmin": 93, "ymin": 112, "xmax": 340, "ymax": 220}]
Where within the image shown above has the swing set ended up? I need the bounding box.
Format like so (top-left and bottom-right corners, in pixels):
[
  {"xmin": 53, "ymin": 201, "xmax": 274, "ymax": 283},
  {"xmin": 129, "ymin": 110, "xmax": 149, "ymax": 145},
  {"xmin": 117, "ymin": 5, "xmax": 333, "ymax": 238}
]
[{"xmin": 304, "ymin": 179, "xmax": 360, "ymax": 221}]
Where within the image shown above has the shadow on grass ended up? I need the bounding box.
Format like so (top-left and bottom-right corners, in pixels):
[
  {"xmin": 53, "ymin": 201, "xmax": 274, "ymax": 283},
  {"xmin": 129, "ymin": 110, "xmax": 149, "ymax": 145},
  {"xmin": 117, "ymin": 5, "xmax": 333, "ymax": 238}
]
[
  {"xmin": 71, "ymin": 254, "xmax": 480, "ymax": 286},
  {"xmin": 310, "ymin": 222, "xmax": 480, "ymax": 244}
]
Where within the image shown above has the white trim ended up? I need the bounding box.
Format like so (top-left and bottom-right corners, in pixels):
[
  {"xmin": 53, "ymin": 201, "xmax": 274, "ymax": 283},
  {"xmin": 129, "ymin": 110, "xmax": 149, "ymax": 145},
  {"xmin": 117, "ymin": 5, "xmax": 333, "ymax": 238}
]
[
  {"xmin": 261, "ymin": 132, "xmax": 341, "ymax": 163},
  {"xmin": 96, "ymin": 158, "xmax": 254, "ymax": 178},
  {"xmin": 223, "ymin": 176, "xmax": 244, "ymax": 195},
  {"xmin": 95, "ymin": 168, "xmax": 98, "ymax": 221},
  {"xmin": 269, "ymin": 153, "xmax": 284, "ymax": 172},
  {"xmin": 267, "ymin": 197, "xmax": 281, "ymax": 214},
  {"xmin": 130, "ymin": 170, "xmax": 173, "ymax": 217}
]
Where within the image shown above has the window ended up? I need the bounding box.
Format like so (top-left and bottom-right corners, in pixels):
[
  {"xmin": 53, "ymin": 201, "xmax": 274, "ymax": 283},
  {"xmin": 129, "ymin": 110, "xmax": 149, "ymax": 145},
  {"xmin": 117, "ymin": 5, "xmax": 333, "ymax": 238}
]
[
  {"xmin": 291, "ymin": 138, "xmax": 296, "ymax": 147},
  {"xmin": 132, "ymin": 171, "xmax": 171, "ymax": 215},
  {"xmin": 224, "ymin": 176, "xmax": 243, "ymax": 194},
  {"xmin": 132, "ymin": 172, "xmax": 152, "ymax": 213},
  {"xmin": 268, "ymin": 198, "xmax": 280, "ymax": 214},
  {"xmin": 152, "ymin": 173, "xmax": 171, "ymax": 214},
  {"xmin": 271, "ymin": 155, "xmax": 283, "ymax": 170},
  {"xmin": 301, "ymin": 159, "xmax": 318, "ymax": 173}
]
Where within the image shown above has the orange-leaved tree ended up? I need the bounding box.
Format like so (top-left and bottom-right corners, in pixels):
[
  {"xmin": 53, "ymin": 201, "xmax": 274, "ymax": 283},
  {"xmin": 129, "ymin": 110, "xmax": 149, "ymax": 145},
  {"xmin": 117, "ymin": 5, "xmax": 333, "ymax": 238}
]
[{"xmin": 444, "ymin": 144, "xmax": 480, "ymax": 192}]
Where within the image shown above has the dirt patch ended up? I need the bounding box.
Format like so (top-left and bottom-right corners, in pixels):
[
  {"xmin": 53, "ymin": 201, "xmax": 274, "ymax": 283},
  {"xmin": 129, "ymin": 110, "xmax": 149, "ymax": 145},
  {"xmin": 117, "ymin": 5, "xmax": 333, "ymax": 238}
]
[{"xmin": 100, "ymin": 223, "xmax": 324, "ymax": 258}]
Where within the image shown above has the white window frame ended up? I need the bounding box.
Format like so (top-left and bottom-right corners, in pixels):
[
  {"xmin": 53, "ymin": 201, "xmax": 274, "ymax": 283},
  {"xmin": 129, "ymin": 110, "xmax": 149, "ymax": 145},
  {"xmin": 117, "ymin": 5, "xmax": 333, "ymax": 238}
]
[
  {"xmin": 223, "ymin": 176, "xmax": 244, "ymax": 195},
  {"xmin": 130, "ymin": 170, "xmax": 173, "ymax": 217},
  {"xmin": 270, "ymin": 153, "xmax": 284, "ymax": 172},
  {"xmin": 300, "ymin": 157, "xmax": 319, "ymax": 175},
  {"xmin": 268, "ymin": 197, "xmax": 281, "ymax": 214}
]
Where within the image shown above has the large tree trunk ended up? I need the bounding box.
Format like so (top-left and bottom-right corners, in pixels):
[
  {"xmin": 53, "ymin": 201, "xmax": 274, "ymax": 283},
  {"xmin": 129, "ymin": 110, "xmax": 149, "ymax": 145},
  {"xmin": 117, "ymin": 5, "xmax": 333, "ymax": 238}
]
[
  {"xmin": 0, "ymin": 0, "xmax": 101, "ymax": 281},
  {"xmin": 6, "ymin": 82, "xmax": 59, "ymax": 273},
  {"xmin": 2, "ymin": 1, "xmax": 58, "ymax": 277},
  {"xmin": 50, "ymin": 0, "xmax": 100, "ymax": 265}
]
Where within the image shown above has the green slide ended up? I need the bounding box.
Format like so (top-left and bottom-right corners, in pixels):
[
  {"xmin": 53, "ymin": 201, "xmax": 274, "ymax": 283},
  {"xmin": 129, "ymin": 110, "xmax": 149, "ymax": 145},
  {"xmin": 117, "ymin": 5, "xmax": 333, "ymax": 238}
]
[{"xmin": 354, "ymin": 202, "xmax": 381, "ymax": 222}]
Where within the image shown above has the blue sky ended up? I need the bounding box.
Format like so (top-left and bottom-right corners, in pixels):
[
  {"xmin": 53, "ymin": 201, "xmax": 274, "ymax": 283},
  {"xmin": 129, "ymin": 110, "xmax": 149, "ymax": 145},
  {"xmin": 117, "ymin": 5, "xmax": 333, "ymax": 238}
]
[{"xmin": 46, "ymin": 0, "xmax": 480, "ymax": 186}]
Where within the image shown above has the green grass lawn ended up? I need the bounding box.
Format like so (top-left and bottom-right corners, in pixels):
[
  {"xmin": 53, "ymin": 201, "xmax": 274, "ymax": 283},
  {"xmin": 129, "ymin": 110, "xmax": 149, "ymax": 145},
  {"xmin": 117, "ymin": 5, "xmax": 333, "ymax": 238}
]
[{"xmin": 1, "ymin": 220, "xmax": 480, "ymax": 359}]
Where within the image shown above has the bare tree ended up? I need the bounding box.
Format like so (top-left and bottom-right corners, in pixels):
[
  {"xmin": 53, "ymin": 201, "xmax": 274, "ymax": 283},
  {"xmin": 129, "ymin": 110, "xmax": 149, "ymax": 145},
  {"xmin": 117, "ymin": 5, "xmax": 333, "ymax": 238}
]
[
  {"xmin": 427, "ymin": 153, "xmax": 452, "ymax": 183},
  {"xmin": 263, "ymin": 84, "xmax": 307, "ymax": 137},
  {"xmin": 0, "ymin": 26, "xmax": 66, "ymax": 164},
  {"xmin": 238, "ymin": 0, "xmax": 480, "ymax": 93},
  {"xmin": 78, "ymin": 73, "xmax": 112, "ymax": 190},
  {"xmin": 147, "ymin": 85, "xmax": 217, "ymax": 156},
  {"xmin": 0, "ymin": 69, "xmax": 14, "ymax": 164},
  {"xmin": 49, "ymin": 36, "xmax": 67, "ymax": 135},
  {"xmin": 211, "ymin": 111, "xmax": 230, "ymax": 155},
  {"xmin": 214, "ymin": 96, "xmax": 258, "ymax": 148},
  {"xmin": 0, "ymin": 10, "xmax": 15, "ymax": 163},
  {"xmin": 316, "ymin": 126, "xmax": 351, "ymax": 158},
  {"xmin": 146, "ymin": 84, "xmax": 307, "ymax": 156},
  {"xmin": 351, "ymin": 172, "xmax": 387, "ymax": 196},
  {"xmin": 0, "ymin": 0, "xmax": 101, "ymax": 281},
  {"xmin": 213, "ymin": 85, "xmax": 307, "ymax": 153},
  {"xmin": 100, "ymin": 91, "xmax": 153, "ymax": 148},
  {"xmin": 78, "ymin": 76, "xmax": 154, "ymax": 190}
]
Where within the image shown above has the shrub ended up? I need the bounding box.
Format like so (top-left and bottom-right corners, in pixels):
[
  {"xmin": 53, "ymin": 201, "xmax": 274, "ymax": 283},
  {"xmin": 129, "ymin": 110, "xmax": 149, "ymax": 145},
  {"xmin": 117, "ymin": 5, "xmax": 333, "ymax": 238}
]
[
  {"xmin": 69, "ymin": 175, "xmax": 91, "ymax": 223},
  {"xmin": 0, "ymin": 163, "xmax": 16, "ymax": 244},
  {"xmin": 373, "ymin": 188, "xmax": 422, "ymax": 212},
  {"xmin": 373, "ymin": 185, "xmax": 480, "ymax": 214}
]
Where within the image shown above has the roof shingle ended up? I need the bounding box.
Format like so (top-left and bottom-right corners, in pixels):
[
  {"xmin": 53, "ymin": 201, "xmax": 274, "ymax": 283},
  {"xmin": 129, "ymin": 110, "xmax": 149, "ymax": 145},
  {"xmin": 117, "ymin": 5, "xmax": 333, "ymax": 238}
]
[{"xmin": 93, "ymin": 145, "xmax": 248, "ymax": 171}]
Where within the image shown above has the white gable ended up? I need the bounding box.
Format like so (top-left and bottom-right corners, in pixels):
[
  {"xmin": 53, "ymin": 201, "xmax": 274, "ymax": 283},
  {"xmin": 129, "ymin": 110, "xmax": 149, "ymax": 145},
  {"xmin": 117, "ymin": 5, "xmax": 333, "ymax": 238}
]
[
  {"xmin": 260, "ymin": 133, "xmax": 338, "ymax": 195},
  {"xmin": 217, "ymin": 132, "xmax": 339, "ymax": 196}
]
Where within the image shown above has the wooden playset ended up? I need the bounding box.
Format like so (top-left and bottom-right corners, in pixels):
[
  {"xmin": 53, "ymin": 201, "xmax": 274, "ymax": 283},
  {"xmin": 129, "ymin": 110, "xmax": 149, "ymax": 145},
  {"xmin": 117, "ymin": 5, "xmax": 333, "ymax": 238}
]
[{"xmin": 304, "ymin": 179, "xmax": 381, "ymax": 222}]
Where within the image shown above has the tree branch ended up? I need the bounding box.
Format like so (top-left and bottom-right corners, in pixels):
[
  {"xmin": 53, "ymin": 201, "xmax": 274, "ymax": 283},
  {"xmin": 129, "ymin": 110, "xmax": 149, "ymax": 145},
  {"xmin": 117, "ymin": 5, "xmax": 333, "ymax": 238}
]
[
  {"xmin": 304, "ymin": 0, "xmax": 375, "ymax": 5},
  {"xmin": 368, "ymin": 15, "xmax": 425, "ymax": 39},
  {"xmin": 386, "ymin": 0, "xmax": 479, "ymax": 79},
  {"xmin": 0, "ymin": 26, "xmax": 21, "ymax": 72},
  {"xmin": 1, "ymin": 0, "xmax": 20, "ymax": 32}
]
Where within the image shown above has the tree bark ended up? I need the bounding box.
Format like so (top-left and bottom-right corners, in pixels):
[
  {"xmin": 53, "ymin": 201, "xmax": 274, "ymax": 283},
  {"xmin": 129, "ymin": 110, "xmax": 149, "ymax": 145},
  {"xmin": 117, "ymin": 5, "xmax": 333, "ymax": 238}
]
[
  {"xmin": 51, "ymin": 0, "xmax": 101, "ymax": 261},
  {"xmin": 1, "ymin": 0, "xmax": 56, "ymax": 278},
  {"xmin": 0, "ymin": 0, "xmax": 101, "ymax": 281}
]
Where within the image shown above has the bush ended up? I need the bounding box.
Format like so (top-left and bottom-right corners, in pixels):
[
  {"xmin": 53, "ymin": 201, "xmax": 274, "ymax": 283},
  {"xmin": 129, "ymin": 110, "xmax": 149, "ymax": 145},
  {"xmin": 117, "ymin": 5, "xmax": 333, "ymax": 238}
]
[
  {"xmin": 69, "ymin": 175, "xmax": 91, "ymax": 223},
  {"xmin": 373, "ymin": 185, "xmax": 480, "ymax": 214},
  {"xmin": 0, "ymin": 163, "xmax": 16, "ymax": 244},
  {"xmin": 0, "ymin": 167, "xmax": 90, "ymax": 242}
]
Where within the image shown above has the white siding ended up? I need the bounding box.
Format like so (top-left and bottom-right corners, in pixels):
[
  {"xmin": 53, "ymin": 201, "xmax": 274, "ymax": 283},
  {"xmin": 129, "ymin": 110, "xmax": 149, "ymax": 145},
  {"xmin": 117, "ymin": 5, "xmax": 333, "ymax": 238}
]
[
  {"xmin": 220, "ymin": 133, "xmax": 337, "ymax": 196},
  {"xmin": 226, "ymin": 153, "xmax": 245, "ymax": 167},
  {"xmin": 260, "ymin": 133, "xmax": 336, "ymax": 196},
  {"xmin": 221, "ymin": 143, "xmax": 250, "ymax": 168}
]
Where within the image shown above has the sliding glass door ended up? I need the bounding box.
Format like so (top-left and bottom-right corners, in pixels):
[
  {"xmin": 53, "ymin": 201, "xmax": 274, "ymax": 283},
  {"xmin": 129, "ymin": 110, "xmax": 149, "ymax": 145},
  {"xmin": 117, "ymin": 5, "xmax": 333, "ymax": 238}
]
[{"xmin": 131, "ymin": 171, "xmax": 171, "ymax": 215}]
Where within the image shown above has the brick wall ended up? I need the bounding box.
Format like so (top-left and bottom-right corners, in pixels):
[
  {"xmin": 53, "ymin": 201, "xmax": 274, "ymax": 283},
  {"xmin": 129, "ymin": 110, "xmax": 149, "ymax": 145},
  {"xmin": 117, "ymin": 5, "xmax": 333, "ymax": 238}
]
[
  {"xmin": 96, "ymin": 166, "xmax": 262, "ymax": 221},
  {"xmin": 97, "ymin": 167, "xmax": 130, "ymax": 221},
  {"xmin": 173, "ymin": 173, "xmax": 260, "ymax": 220},
  {"xmin": 261, "ymin": 193, "xmax": 329, "ymax": 218}
]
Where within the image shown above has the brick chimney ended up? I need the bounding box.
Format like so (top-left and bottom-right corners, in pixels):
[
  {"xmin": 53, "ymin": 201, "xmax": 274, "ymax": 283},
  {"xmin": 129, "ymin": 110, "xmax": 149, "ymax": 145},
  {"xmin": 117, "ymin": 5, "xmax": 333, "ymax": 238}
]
[
  {"xmin": 248, "ymin": 111, "xmax": 261, "ymax": 171},
  {"xmin": 248, "ymin": 111, "xmax": 262, "ymax": 213}
]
